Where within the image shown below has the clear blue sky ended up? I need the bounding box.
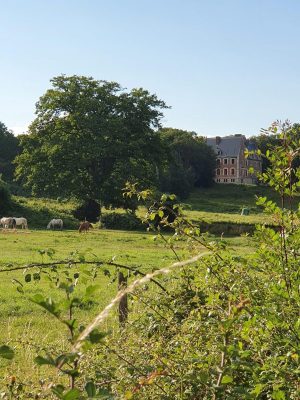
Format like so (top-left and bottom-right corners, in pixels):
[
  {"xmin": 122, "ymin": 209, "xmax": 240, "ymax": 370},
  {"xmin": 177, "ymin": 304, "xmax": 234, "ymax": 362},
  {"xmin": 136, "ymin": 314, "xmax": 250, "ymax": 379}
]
[{"xmin": 1, "ymin": 0, "xmax": 299, "ymax": 137}]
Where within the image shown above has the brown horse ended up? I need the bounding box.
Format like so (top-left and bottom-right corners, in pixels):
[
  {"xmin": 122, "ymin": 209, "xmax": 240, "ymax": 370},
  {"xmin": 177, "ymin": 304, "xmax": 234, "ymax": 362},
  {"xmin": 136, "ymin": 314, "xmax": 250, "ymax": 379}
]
[{"xmin": 78, "ymin": 221, "xmax": 93, "ymax": 233}]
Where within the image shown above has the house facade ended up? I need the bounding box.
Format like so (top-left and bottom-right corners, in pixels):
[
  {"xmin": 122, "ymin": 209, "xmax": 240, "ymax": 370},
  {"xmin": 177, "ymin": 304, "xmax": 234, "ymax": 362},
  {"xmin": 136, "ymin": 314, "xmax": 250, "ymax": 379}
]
[{"xmin": 206, "ymin": 134, "xmax": 262, "ymax": 184}]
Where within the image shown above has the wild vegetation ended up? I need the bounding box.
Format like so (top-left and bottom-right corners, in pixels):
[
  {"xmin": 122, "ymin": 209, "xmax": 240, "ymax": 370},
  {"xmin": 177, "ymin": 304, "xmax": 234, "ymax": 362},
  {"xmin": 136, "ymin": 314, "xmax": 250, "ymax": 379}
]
[
  {"xmin": 0, "ymin": 121, "xmax": 19, "ymax": 182},
  {"xmin": 0, "ymin": 120, "xmax": 299, "ymax": 399}
]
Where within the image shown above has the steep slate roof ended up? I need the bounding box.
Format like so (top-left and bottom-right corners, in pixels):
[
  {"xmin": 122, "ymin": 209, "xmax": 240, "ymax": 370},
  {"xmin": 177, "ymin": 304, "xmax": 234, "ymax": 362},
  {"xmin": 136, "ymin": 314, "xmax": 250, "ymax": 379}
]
[{"xmin": 206, "ymin": 135, "xmax": 245, "ymax": 157}]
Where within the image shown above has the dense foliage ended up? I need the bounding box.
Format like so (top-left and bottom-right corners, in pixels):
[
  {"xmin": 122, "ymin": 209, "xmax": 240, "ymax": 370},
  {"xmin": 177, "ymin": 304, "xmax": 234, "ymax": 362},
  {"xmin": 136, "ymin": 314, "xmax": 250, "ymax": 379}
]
[
  {"xmin": 0, "ymin": 178, "xmax": 11, "ymax": 214},
  {"xmin": 159, "ymin": 128, "xmax": 216, "ymax": 198},
  {"xmin": 249, "ymin": 122, "xmax": 300, "ymax": 173},
  {"xmin": 15, "ymin": 75, "xmax": 168, "ymax": 212},
  {"xmin": 0, "ymin": 121, "xmax": 19, "ymax": 182},
  {"xmin": 103, "ymin": 120, "xmax": 300, "ymax": 399},
  {"xmin": 101, "ymin": 211, "xmax": 144, "ymax": 230}
]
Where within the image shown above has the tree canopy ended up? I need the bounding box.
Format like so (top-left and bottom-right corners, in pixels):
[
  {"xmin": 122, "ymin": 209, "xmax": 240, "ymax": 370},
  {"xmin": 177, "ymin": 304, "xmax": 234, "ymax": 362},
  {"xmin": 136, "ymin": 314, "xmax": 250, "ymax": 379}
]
[
  {"xmin": 15, "ymin": 75, "xmax": 168, "ymax": 212},
  {"xmin": 249, "ymin": 122, "xmax": 300, "ymax": 173},
  {"xmin": 159, "ymin": 128, "xmax": 216, "ymax": 198},
  {"xmin": 0, "ymin": 121, "xmax": 19, "ymax": 182}
]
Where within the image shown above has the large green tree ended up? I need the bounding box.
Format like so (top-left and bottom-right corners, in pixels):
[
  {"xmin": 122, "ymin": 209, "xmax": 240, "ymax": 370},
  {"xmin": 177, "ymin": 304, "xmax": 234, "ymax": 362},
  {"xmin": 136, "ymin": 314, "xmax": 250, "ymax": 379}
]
[
  {"xmin": 15, "ymin": 75, "xmax": 168, "ymax": 214},
  {"xmin": 159, "ymin": 128, "xmax": 216, "ymax": 198},
  {"xmin": 0, "ymin": 121, "xmax": 19, "ymax": 182}
]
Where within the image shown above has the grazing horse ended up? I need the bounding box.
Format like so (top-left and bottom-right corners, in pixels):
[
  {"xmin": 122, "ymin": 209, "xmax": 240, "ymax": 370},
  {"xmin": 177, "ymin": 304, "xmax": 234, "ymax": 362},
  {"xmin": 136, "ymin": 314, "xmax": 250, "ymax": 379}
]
[
  {"xmin": 47, "ymin": 219, "xmax": 63, "ymax": 230},
  {"xmin": 78, "ymin": 221, "xmax": 93, "ymax": 233},
  {"xmin": 0, "ymin": 217, "xmax": 16, "ymax": 229},
  {"xmin": 13, "ymin": 217, "xmax": 28, "ymax": 229}
]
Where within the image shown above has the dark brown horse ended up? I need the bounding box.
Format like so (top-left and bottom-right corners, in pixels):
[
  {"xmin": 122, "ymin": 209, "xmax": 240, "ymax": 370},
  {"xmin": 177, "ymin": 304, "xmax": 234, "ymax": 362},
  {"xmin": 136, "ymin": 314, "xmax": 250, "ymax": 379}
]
[{"xmin": 78, "ymin": 221, "xmax": 93, "ymax": 233}]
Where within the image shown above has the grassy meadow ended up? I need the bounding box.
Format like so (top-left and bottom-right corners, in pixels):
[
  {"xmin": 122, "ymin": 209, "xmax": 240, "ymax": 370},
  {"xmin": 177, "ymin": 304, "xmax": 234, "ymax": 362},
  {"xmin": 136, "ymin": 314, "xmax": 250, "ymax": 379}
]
[
  {"xmin": 0, "ymin": 183, "xmax": 277, "ymax": 390},
  {"xmin": 0, "ymin": 226, "xmax": 254, "ymax": 388},
  {"xmin": 7, "ymin": 184, "xmax": 284, "ymax": 231}
]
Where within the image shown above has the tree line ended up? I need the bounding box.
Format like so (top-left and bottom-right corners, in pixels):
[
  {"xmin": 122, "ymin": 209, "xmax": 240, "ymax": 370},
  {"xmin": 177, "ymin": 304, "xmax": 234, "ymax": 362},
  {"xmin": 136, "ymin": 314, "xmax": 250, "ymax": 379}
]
[
  {"xmin": 2, "ymin": 76, "xmax": 298, "ymax": 220},
  {"xmin": 1, "ymin": 75, "xmax": 216, "ymax": 219}
]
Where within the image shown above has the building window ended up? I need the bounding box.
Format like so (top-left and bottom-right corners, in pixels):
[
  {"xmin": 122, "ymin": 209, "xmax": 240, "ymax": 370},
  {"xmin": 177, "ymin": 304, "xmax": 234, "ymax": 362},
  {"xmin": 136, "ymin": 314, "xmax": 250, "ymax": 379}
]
[
  {"xmin": 224, "ymin": 158, "xmax": 228, "ymax": 165},
  {"xmin": 231, "ymin": 179, "xmax": 235, "ymax": 182},
  {"xmin": 216, "ymin": 169, "xmax": 220, "ymax": 176},
  {"xmin": 231, "ymin": 158, "xmax": 235, "ymax": 164},
  {"xmin": 217, "ymin": 158, "xmax": 221, "ymax": 165},
  {"xmin": 224, "ymin": 179, "xmax": 228, "ymax": 182},
  {"xmin": 224, "ymin": 168, "xmax": 228, "ymax": 176},
  {"xmin": 231, "ymin": 168, "xmax": 235, "ymax": 175}
]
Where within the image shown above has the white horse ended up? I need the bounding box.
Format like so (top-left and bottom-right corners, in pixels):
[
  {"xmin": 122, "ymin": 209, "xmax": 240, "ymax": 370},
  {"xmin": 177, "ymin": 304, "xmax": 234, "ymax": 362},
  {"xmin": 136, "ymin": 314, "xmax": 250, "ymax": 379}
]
[
  {"xmin": 0, "ymin": 217, "xmax": 16, "ymax": 229},
  {"xmin": 13, "ymin": 217, "xmax": 28, "ymax": 229},
  {"xmin": 47, "ymin": 219, "xmax": 63, "ymax": 230}
]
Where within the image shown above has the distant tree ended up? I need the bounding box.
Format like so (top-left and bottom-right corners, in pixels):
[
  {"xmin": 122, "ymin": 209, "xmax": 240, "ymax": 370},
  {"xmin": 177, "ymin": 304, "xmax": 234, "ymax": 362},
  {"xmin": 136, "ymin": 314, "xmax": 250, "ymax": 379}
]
[
  {"xmin": 250, "ymin": 122, "xmax": 300, "ymax": 173},
  {"xmin": 15, "ymin": 75, "xmax": 168, "ymax": 215},
  {"xmin": 248, "ymin": 132, "xmax": 279, "ymax": 173},
  {"xmin": 159, "ymin": 128, "xmax": 216, "ymax": 198},
  {"xmin": 0, "ymin": 121, "xmax": 19, "ymax": 182},
  {"xmin": 0, "ymin": 177, "xmax": 11, "ymax": 213}
]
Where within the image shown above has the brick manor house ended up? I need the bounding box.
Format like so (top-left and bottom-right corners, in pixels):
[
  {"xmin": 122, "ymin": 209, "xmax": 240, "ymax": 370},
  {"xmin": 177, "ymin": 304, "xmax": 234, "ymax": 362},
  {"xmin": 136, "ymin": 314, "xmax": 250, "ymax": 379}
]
[{"xmin": 206, "ymin": 134, "xmax": 262, "ymax": 184}]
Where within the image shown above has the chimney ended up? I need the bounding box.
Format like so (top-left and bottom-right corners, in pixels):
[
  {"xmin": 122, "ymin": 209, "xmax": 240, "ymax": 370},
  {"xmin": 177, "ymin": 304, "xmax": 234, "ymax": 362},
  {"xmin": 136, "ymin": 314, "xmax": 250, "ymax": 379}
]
[{"xmin": 216, "ymin": 136, "xmax": 221, "ymax": 145}]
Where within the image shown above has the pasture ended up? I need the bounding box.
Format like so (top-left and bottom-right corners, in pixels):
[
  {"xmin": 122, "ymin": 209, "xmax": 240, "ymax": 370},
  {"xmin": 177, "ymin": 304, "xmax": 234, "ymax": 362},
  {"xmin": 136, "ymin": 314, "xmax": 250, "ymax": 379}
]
[
  {"xmin": 8, "ymin": 184, "xmax": 284, "ymax": 231},
  {"xmin": 0, "ymin": 185, "xmax": 273, "ymax": 394},
  {"xmin": 0, "ymin": 228, "xmax": 254, "ymax": 390}
]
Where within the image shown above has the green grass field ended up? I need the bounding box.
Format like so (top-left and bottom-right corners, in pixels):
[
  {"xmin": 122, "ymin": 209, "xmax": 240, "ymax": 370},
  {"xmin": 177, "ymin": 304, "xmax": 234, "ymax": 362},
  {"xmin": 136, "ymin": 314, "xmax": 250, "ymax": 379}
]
[
  {"xmin": 6, "ymin": 183, "xmax": 286, "ymax": 230},
  {"xmin": 0, "ymin": 228, "xmax": 254, "ymax": 389},
  {"xmin": 0, "ymin": 183, "xmax": 278, "ymax": 391}
]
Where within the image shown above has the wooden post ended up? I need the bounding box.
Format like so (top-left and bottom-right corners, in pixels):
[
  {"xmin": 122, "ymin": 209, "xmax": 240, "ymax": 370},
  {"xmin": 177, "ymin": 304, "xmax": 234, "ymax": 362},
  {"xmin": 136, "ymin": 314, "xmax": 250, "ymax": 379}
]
[{"xmin": 118, "ymin": 271, "xmax": 128, "ymax": 327}]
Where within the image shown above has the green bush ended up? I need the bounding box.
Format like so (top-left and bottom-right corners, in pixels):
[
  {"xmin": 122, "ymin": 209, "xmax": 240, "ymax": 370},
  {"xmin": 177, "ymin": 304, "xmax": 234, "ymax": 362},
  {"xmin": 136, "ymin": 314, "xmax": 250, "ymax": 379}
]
[
  {"xmin": 0, "ymin": 179, "xmax": 11, "ymax": 214},
  {"xmin": 102, "ymin": 212, "xmax": 144, "ymax": 230},
  {"xmin": 73, "ymin": 199, "xmax": 100, "ymax": 222}
]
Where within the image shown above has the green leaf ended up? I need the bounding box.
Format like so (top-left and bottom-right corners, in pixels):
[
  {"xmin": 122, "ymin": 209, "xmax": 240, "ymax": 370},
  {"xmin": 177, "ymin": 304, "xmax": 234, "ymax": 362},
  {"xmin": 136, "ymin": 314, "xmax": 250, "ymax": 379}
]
[
  {"xmin": 63, "ymin": 389, "xmax": 80, "ymax": 400},
  {"xmin": 31, "ymin": 294, "xmax": 60, "ymax": 318},
  {"xmin": 17, "ymin": 285, "xmax": 24, "ymax": 294},
  {"xmin": 85, "ymin": 285, "xmax": 100, "ymax": 297},
  {"xmin": 85, "ymin": 381, "xmax": 96, "ymax": 397},
  {"xmin": 221, "ymin": 375, "xmax": 233, "ymax": 384},
  {"xmin": 251, "ymin": 383, "xmax": 265, "ymax": 396},
  {"xmin": 272, "ymin": 390, "xmax": 286, "ymax": 400},
  {"xmin": 35, "ymin": 355, "xmax": 55, "ymax": 366},
  {"xmin": 52, "ymin": 384, "xmax": 65, "ymax": 399},
  {"xmin": 87, "ymin": 329, "xmax": 107, "ymax": 344},
  {"xmin": 0, "ymin": 345, "xmax": 14, "ymax": 360}
]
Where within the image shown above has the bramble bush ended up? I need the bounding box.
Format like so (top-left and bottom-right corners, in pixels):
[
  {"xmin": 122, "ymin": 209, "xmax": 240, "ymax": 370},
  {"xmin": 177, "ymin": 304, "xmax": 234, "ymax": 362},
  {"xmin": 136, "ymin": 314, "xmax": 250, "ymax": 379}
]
[
  {"xmin": 0, "ymin": 120, "xmax": 299, "ymax": 399},
  {"xmin": 94, "ymin": 121, "xmax": 300, "ymax": 399}
]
